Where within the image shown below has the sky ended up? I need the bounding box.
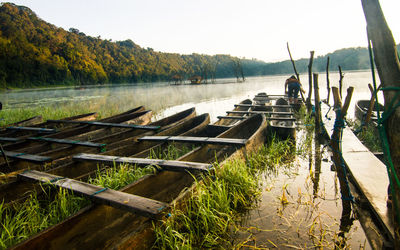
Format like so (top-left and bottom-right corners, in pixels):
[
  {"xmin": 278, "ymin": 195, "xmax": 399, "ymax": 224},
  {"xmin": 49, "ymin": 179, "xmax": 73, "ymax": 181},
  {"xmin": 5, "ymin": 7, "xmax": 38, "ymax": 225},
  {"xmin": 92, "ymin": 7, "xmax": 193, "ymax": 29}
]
[{"xmin": 7, "ymin": 0, "xmax": 400, "ymax": 62}]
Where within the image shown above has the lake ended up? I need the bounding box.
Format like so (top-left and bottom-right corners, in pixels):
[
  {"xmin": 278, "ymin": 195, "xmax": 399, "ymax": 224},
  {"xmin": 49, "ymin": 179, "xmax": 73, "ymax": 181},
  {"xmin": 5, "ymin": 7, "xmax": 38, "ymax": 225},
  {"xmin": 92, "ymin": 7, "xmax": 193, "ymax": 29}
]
[{"xmin": 1, "ymin": 70, "xmax": 381, "ymax": 122}]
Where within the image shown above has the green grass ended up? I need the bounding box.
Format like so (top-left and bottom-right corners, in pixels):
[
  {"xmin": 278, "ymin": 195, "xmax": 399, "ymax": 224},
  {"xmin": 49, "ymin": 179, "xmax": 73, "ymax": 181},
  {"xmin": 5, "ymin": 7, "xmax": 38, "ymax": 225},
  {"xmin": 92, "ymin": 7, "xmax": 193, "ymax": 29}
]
[
  {"xmin": 349, "ymin": 120, "xmax": 382, "ymax": 152},
  {"xmin": 0, "ymin": 163, "xmax": 156, "ymax": 249},
  {"xmin": 153, "ymin": 138, "xmax": 295, "ymax": 249}
]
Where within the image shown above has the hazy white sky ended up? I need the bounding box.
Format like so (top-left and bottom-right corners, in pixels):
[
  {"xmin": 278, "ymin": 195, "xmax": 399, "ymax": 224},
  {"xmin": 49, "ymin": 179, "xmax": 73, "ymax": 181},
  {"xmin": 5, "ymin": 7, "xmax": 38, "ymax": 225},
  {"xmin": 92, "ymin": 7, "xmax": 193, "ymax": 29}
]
[{"xmin": 8, "ymin": 0, "xmax": 400, "ymax": 62}]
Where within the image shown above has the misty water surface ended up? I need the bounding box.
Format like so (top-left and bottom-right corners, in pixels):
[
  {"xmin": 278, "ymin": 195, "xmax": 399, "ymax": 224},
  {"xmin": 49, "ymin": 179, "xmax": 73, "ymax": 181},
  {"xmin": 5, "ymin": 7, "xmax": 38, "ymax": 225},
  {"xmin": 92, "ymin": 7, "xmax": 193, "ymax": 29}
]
[{"xmin": 1, "ymin": 71, "xmax": 379, "ymax": 121}]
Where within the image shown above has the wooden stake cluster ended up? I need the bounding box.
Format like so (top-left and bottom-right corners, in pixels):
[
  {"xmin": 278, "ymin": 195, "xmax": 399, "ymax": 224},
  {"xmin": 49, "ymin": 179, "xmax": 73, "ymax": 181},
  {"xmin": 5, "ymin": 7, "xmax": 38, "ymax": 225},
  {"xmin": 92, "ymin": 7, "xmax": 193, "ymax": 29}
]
[
  {"xmin": 365, "ymin": 83, "xmax": 376, "ymax": 124},
  {"xmin": 330, "ymin": 86, "xmax": 354, "ymax": 233},
  {"xmin": 338, "ymin": 66, "xmax": 344, "ymax": 98}
]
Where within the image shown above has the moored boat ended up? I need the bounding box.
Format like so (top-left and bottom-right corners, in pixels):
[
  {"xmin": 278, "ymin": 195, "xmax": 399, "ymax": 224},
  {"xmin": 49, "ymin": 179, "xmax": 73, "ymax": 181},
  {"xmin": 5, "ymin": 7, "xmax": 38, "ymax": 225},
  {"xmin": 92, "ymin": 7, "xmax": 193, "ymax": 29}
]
[
  {"xmin": 11, "ymin": 113, "xmax": 267, "ymax": 249},
  {"xmin": 0, "ymin": 109, "xmax": 203, "ymax": 204},
  {"xmin": 354, "ymin": 99, "xmax": 384, "ymax": 126},
  {"xmin": 269, "ymin": 98, "xmax": 296, "ymax": 140}
]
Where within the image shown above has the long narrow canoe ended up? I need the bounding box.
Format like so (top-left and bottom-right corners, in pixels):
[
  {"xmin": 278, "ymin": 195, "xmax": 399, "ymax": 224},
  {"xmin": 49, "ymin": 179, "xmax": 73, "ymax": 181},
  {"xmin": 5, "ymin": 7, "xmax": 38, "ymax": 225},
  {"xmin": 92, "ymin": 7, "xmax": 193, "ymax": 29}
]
[
  {"xmin": 0, "ymin": 110, "xmax": 153, "ymax": 169},
  {"xmin": 268, "ymin": 98, "xmax": 296, "ymax": 140},
  {"xmin": 3, "ymin": 106, "xmax": 146, "ymax": 151},
  {"xmin": 0, "ymin": 112, "xmax": 98, "ymax": 139},
  {"xmin": 354, "ymin": 99, "xmax": 384, "ymax": 126},
  {"xmin": 0, "ymin": 109, "xmax": 204, "ymax": 204},
  {"xmin": 214, "ymin": 99, "xmax": 252, "ymax": 126},
  {"xmin": 12, "ymin": 114, "xmax": 267, "ymax": 249}
]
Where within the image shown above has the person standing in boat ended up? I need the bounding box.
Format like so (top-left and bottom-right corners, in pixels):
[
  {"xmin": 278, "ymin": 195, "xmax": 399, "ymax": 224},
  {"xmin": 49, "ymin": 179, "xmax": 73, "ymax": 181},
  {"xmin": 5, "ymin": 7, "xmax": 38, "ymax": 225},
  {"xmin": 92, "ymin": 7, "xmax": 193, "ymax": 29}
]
[{"xmin": 284, "ymin": 75, "xmax": 305, "ymax": 104}]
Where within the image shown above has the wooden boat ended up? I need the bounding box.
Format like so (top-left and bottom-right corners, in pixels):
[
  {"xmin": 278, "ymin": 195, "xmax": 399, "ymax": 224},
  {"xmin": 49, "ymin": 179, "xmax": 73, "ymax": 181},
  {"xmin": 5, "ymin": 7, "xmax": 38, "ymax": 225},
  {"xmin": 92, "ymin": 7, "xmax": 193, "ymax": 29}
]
[
  {"xmin": 214, "ymin": 99, "xmax": 253, "ymax": 126},
  {"xmin": 268, "ymin": 98, "xmax": 296, "ymax": 140},
  {"xmin": 0, "ymin": 109, "xmax": 203, "ymax": 204},
  {"xmin": 354, "ymin": 99, "xmax": 384, "ymax": 126},
  {"xmin": 253, "ymin": 92, "xmax": 271, "ymax": 105},
  {"xmin": 2, "ymin": 115, "xmax": 43, "ymax": 128},
  {"xmin": 0, "ymin": 112, "xmax": 98, "ymax": 141},
  {"xmin": 2, "ymin": 106, "xmax": 148, "ymax": 152},
  {"xmin": 12, "ymin": 113, "xmax": 267, "ymax": 249},
  {"xmin": 0, "ymin": 108, "xmax": 196, "ymax": 181}
]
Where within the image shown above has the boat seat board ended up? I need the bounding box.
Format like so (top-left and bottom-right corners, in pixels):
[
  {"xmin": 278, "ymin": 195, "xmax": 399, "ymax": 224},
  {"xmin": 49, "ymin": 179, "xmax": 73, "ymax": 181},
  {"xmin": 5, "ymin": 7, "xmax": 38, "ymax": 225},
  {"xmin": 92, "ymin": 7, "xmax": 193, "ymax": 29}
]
[
  {"xmin": 6, "ymin": 126, "xmax": 57, "ymax": 134},
  {"xmin": 0, "ymin": 137, "xmax": 20, "ymax": 142},
  {"xmin": 1, "ymin": 150, "xmax": 52, "ymax": 163},
  {"xmin": 217, "ymin": 116, "xmax": 246, "ymax": 120},
  {"xmin": 322, "ymin": 103, "xmax": 394, "ymax": 241},
  {"xmin": 226, "ymin": 111, "xmax": 294, "ymax": 115},
  {"xmin": 18, "ymin": 170, "xmax": 168, "ymax": 218},
  {"xmin": 234, "ymin": 104, "xmax": 292, "ymax": 108},
  {"xmin": 46, "ymin": 120, "xmax": 160, "ymax": 130},
  {"xmin": 73, "ymin": 153, "xmax": 213, "ymax": 172},
  {"xmin": 27, "ymin": 137, "xmax": 106, "ymax": 150},
  {"xmin": 138, "ymin": 136, "xmax": 247, "ymax": 146}
]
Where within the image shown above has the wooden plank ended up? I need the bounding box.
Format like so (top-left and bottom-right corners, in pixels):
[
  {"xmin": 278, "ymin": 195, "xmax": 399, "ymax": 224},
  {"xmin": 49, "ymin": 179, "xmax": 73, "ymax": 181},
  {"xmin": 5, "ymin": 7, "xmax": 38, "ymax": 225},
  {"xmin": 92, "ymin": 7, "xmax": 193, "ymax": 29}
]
[
  {"xmin": 27, "ymin": 137, "xmax": 106, "ymax": 151},
  {"xmin": 1, "ymin": 150, "xmax": 52, "ymax": 163},
  {"xmin": 0, "ymin": 137, "xmax": 20, "ymax": 143},
  {"xmin": 218, "ymin": 116, "xmax": 296, "ymax": 121},
  {"xmin": 46, "ymin": 120, "xmax": 161, "ymax": 130},
  {"xmin": 137, "ymin": 135, "xmax": 247, "ymax": 146},
  {"xmin": 73, "ymin": 153, "xmax": 213, "ymax": 172},
  {"xmin": 6, "ymin": 126, "xmax": 57, "ymax": 134},
  {"xmin": 226, "ymin": 111, "xmax": 294, "ymax": 115},
  {"xmin": 18, "ymin": 170, "xmax": 167, "ymax": 218},
  {"xmin": 217, "ymin": 116, "xmax": 246, "ymax": 120},
  {"xmin": 234, "ymin": 104, "xmax": 292, "ymax": 108}
]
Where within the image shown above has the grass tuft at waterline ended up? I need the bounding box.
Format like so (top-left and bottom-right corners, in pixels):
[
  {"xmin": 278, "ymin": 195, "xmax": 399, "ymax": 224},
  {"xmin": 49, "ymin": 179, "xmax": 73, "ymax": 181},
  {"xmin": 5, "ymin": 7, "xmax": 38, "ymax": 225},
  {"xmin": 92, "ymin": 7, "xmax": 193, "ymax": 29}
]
[{"xmin": 153, "ymin": 138, "xmax": 295, "ymax": 249}]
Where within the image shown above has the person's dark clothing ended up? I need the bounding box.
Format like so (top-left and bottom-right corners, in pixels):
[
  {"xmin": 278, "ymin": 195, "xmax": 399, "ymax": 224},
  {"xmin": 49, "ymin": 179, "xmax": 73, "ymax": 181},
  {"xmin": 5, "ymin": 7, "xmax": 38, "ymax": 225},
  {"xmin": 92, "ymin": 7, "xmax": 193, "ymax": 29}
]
[{"xmin": 288, "ymin": 81, "xmax": 301, "ymax": 98}]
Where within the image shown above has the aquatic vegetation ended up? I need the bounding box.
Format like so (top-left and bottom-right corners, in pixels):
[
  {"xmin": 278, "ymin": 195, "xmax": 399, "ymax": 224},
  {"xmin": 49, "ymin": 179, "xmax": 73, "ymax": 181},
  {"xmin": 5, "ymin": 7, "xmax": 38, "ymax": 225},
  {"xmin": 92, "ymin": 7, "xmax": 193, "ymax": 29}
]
[
  {"xmin": 0, "ymin": 186, "xmax": 89, "ymax": 249},
  {"xmin": 350, "ymin": 120, "xmax": 382, "ymax": 152},
  {"xmin": 0, "ymin": 163, "xmax": 155, "ymax": 248},
  {"xmin": 88, "ymin": 163, "xmax": 156, "ymax": 190},
  {"xmin": 148, "ymin": 143, "xmax": 195, "ymax": 161},
  {"xmin": 153, "ymin": 139, "xmax": 294, "ymax": 249}
]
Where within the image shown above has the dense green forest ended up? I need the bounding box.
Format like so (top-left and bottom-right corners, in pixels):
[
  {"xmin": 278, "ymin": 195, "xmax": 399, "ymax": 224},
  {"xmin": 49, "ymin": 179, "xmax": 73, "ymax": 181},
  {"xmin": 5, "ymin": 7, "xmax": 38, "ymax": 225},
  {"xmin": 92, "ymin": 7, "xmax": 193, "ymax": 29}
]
[{"xmin": 0, "ymin": 3, "xmax": 399, "ymax": 88}]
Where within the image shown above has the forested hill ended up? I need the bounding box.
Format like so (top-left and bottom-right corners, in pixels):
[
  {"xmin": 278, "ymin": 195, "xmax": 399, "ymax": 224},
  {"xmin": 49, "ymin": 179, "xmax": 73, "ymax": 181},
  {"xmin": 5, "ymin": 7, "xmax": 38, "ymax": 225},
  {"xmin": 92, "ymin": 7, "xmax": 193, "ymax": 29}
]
[{"xmin": 0, "ymin": 3, "xmax": 398, "ymax": 88}]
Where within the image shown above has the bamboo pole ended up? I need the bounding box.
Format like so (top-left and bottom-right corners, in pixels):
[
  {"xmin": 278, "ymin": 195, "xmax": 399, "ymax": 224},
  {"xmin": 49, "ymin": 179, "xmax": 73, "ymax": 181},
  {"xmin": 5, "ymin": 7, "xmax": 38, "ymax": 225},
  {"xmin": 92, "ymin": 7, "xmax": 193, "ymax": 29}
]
[
  {"xmin": 326, "ymin": 57, "xmax": 331, "ymax": 104},
  {"xmin": 307, "ymin": 51, "xmax": 315, "ymax": 112},
  {"xmin": 365, "ymin": 83, "xmax": 376, "ymax": 124},
  {"xmin": 313, "ymin": 73, "xmax": 321, "ymax": 136},
  {"xmin": 286, "ymin": 42, "xmax": 306, "ymax": 103}
]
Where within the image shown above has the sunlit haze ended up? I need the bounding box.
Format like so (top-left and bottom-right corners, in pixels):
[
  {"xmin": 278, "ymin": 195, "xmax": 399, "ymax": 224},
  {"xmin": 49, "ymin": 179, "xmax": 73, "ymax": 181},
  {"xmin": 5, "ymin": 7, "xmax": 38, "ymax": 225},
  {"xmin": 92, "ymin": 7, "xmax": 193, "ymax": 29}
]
[{"xmin": 7, "ymin": 0, "xmax": 400, "ymax": 62}]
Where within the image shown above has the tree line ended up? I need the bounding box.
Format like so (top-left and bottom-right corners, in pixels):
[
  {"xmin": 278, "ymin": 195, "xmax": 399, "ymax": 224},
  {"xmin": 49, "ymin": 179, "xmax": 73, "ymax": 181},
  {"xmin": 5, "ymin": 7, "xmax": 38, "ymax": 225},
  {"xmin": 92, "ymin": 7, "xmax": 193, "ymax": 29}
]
[{"xmin": 0, "ymin": 3, "xmax": 398, "ymax": 89}]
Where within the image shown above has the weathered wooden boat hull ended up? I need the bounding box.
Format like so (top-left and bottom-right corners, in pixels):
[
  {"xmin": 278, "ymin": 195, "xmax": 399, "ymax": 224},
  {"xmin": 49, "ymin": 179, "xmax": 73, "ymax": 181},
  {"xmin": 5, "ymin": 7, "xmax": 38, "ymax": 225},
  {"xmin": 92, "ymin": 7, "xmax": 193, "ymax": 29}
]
[
  {"xmin": 2, "ymin": 106, "xmax": 144, "ymax": 151},
  {"xmin": 0, "ymin": 113, "xmax": 98, "ymax": 141},
  {"xmin": 0, "ymin": 109, "xmax": 202, "ymax": 205},
  {"xmin": 354, "ymin": 99, "xmax": 384, "ymax": 125},
  {"xmin": 0, "ymin": 110, "xmax": 153, "ymax": 169},
  {"xmin": 269, "ymin": 98, "xmax": 296, "ymax": 140},
  {"xmin": 12, "ymin": 114, "xmax": 267, "ymax": 249},
  {"xmin": 214, "ymin": 99, "xmax": 252, "ymax": 126}
]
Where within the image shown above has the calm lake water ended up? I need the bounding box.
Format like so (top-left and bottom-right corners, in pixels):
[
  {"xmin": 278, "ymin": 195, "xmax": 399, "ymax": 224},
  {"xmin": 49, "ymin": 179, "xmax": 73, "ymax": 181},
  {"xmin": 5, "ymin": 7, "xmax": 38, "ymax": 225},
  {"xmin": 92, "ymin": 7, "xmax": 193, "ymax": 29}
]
[{"xmin": 1, "ymin": 70, "xmax": 381, "ymax": 122}]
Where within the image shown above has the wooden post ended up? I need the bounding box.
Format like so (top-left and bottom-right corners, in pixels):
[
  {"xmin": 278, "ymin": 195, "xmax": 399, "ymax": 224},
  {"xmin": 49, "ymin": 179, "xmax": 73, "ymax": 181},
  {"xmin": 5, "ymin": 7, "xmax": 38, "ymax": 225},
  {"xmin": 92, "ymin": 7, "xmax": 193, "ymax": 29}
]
[
  {"xmin": 313, "ymin": 73, "xmax": 322, "ymax": 137},
  {"xmin": 286, "ymin": 42, "xmax": 306, "ymax": 103},
  {"xmin": 330, "ymin": 86, "xmax": 354, "ymax": 241},
  {"xmin": 307, "ymin": 51, "xmax": 315, "ymax": 112},
  {"xmin": 326, "ymin": 57, "xmax": 331, "ymax": 104},
  {"xmin": 365, "ymin": 83, "xmax": 376, "ymax": 124},
  {"xmin": 338, "ymin": 66, "xmax": 344, "ymax": 98},
  {"xmin": 362, "ymin": 1, "xmax": 400, "ymax": 244}
]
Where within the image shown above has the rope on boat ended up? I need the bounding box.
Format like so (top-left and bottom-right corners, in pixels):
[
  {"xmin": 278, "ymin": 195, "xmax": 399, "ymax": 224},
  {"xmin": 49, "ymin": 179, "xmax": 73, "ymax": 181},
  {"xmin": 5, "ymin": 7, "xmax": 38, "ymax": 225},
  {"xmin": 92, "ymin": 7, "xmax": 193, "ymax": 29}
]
[
  {"xmin": 93, "ymin": 187, "xmax": 108, "ymax": 195},
  {"xmin": 368, "ymin": 37, "xmax": 400, "ymax": 223}
]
